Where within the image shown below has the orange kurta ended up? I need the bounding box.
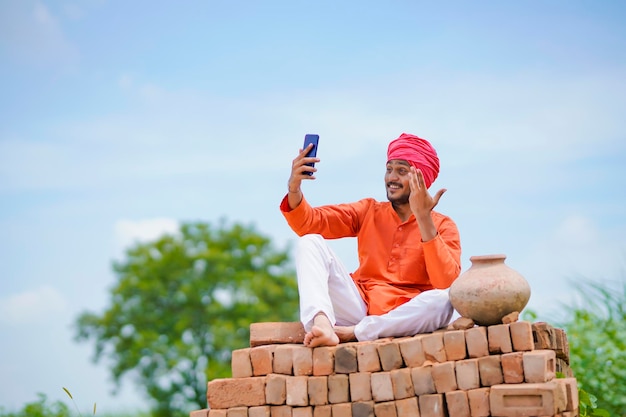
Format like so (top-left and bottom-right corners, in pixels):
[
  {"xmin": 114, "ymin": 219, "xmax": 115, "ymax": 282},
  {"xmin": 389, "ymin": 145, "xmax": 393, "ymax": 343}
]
[{"xmin": 280, "ymin": 195, "xmax": 461, "ymax": 316}]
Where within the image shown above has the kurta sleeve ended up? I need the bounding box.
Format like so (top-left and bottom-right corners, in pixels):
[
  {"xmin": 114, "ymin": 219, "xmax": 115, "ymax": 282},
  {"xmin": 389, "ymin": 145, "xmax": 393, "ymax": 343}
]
[{"xmin": 421, "ymin": 215, "xmax": 462, "ymax": 289}]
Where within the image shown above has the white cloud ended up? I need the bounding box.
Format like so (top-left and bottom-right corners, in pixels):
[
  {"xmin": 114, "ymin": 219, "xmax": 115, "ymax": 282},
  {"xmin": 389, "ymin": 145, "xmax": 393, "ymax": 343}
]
[
  {"xmin": 0, "ymin": 285, "xmax": 68, "ymax": 325},
  {"xmin": 114, "ymin": 218, "xmax": 180, "ymax": 254}
]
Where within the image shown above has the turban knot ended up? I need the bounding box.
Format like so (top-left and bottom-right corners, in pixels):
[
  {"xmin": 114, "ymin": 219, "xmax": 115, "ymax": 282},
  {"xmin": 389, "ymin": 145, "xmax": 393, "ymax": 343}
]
[{"xmin": 387, "ymin": 133, "xmax": 440, "ymax": 188}]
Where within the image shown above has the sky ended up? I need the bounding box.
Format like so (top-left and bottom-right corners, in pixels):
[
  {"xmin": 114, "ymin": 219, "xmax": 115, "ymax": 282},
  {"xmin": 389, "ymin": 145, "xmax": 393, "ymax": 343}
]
[{"xmin": 1, "ymin": 0, "xmax": 625, "ymax": 414}]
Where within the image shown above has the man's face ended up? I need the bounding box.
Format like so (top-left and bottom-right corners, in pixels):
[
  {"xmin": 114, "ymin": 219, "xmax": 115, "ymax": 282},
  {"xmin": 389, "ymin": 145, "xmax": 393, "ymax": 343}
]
[{"xmin": 385, "ymin": 159, "xmax": 412, "ymax": 205}]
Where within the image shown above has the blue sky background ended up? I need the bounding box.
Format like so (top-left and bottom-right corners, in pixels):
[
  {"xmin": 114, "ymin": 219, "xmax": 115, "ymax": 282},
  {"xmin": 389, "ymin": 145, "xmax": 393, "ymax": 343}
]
[{"xmin": 1, "ymin": 0, "xmax": 625, "ymax": 414}]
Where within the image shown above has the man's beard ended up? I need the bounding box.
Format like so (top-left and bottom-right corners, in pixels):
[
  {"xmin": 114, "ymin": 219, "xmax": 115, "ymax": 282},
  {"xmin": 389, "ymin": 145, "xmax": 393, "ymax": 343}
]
[{"xmin": 386, "ymin": 183, "xmax": 410, "ymax": 206}]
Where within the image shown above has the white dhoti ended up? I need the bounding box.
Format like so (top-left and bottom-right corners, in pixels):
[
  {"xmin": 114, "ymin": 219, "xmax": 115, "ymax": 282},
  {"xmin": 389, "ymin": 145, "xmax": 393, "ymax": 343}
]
[{"xmin": 295, "ymin": 234, "xmax": 455, "ymax": 341}]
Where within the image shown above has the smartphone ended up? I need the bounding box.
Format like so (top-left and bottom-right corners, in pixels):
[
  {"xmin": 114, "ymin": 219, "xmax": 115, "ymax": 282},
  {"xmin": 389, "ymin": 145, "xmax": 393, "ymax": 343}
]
[{"xmin": 303, "ymin": 134, "xmax": 319, "ymax": 175}]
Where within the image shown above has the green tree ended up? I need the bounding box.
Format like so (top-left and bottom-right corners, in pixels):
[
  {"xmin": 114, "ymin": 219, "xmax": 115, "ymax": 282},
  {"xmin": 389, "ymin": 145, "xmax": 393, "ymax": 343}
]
[
  {"xmin": 0, "ymin": 394, "xmax": 71, "ymax": 417},
  {"xmin": 557, "ymin": 276, "xmax": 626, "ymax": 417},
  {"xmin": 75, "ymin": 221, "xmax": 299, "ymax": 417}
]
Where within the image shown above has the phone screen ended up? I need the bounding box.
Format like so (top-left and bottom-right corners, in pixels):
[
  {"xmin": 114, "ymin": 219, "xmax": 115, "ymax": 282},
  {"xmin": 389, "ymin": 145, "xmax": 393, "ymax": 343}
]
[{"xmin": 303, "ymin": 134, "xmax": 319, "ymax": 175}]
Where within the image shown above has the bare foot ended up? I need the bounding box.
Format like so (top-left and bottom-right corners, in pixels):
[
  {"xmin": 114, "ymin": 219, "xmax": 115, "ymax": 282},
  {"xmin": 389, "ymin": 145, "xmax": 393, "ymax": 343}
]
[
  {"xmin": 334, "ymin": 325, "xmax": 357, "ymax": 343},
  {"xmin": 303, "ymin": 314, "xmax": 339, "ymax": 347}
]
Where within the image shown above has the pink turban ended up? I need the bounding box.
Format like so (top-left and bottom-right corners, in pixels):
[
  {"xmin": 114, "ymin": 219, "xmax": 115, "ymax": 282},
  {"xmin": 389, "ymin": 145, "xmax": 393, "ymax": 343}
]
[{"xmin": 387, "ymin": 133, "xmax": 440, "ymax": 188}]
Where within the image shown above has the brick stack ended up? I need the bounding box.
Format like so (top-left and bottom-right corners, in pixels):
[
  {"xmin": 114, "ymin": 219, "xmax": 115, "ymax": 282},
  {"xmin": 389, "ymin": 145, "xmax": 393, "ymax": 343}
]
[{"xmin": 190, "ymin": 321, "xmax": 579, "ymax": 417}]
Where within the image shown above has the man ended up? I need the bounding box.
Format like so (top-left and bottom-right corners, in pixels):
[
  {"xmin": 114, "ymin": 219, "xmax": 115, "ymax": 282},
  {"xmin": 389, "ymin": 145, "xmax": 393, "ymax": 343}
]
[{"xmin": 280, "ymin": 133, "xmax": 461, "ymax": 348}]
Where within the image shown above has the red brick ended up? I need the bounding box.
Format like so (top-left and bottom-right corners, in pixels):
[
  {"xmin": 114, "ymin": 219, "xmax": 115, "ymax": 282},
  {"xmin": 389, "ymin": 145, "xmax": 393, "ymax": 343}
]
[
  {"xmin": 502, "ymin": 311, "xmax": 519, "ymax": 324},
  {"xmin": 397, "ymin": 335, "xmax": 426, "ymax": 367},
  {"xmin": 226, "ymin": 407, "xmax": 247, "ymax": 417},
  {"xmin": 270, "ymin": 405, "xmax": 292, "ymax": 417},
  {"xmin": 334, "ymin": 345, "xmax": 358, "ymax": 374},
  {"xmin": 248, "ymin": 406, "xmax": 271, "ymax": 417},
  {"xmin": 328, "ymin": 374, "xmax": 349, "ymax": 404},
  {"xmin": 452, "ymin": 317, "xmax": 475, "ymax": 330},
  {"xmin": 331, "ymin": 403, "xmax": 352, "ymax": 417},
  {"xmin": 292, "ymin": 406, "xmax": 313, "ymax": 417},
  {"xmin": 553, "ymin": 327, "xmax": 571, "ymax": 363},
  {"xmin": 559, "ymin": 377, "xmax": 579, "ymax": 411},
  {"xmin": 489, "ymin": 380, "xmax": 567, "ymax": 416},
  {"xmin": 443, "ymin": 330, "xmax": 467, "ymax": 360},
  {"xmin": 412, "ymin": 365, "xmax": 436, "ymax": 396},
  {"xmin": 390, "ymin": 368, "xmax": 414, "ymax": 400},
  {"xmin": 353, "ymin": 401, "xmax": 376, "ymax": 417},
  {"xmin": 466, "ymin": 327, "xmax": 489, "ymax": 358},
  {"xmin": 308, "ymin": 376, "xmax": 328, "ymax": 406},
  {"xmin": 509, "ymin": 321, "xmax": 534, "ymax": 352},
  {"xmin": 456, "ymin": 358, "xmax": 480, "ymax": 390},
  {"xmin": 467, "ymin": 388, "xmax": 490, "ymax": 417},
  {"xmin": 286, "ymin": 376, "xmax": 309, "ymax": 406},
  {"xmin": 349, "ymin": 372, "xmax": 372, "ymax": 402},
  {"xmin": 231, "ymin": 348, "xmax": 253, "ymax": 378},
  {"xmin": 208, "ymin": 410, "xmax": 226, "ymax": 417},
  {"xmin": 190, "ymin": 409, "xmax": 209, "ymax": 417},
  {"xmin": 312, "ymin": 405, "xmax": 331, "ymax": 417},
  {"xmin": 356, "ymin": 342, "xmax": 382, "ymax": 372},
  {"xmin": 250, "ymin": 322, "xmax": 305, "ymax": 347},
  {"xmin": 532, "ymin": 322, "xmax": 556, "ymax": 350},
  {"xmin": 488, "ymin": 324, "xmax": 513, "ymax": 354},
  {"xmin": 446, "ymin": 390, "xmax": 471, "ymax": 417},
  {"xmin": 523, "ymin": 349, "xmax": 555, "ymax": 383},
  {"xmin": 418, "ymin": 394, "xmax": 446, "ymax": 417},
  {"xmin": 273, "ymin": 345, "xmax": 294, "ymax": 375},
  {"xmin": 421, "ymin": 332, "xmax": 447, "ymax": 362},
  {"xmin": 478, "ymin": 355, "xmax": 504, "ymax": 386},
  {"xmin": 371, "ymin": 371, "xmax": 395, "ymax": 402},
  {"xmin": 313, "ymin": 346, "xmax": 335, "ymax": 376},
  {"xmin": 374, "ymin": 401, "xmax": 397, "ymax": 417},
  {"xmin": 395, "ymin": 397, "xmax": 420, "ymax": 416},
  {"xmin": 265, "ymin": 373, "xmax": 286, "ymax": 405},
  {"xmin": 377, "ymin": 341, "xmax": 404, "ymax": 371},
  {"xmin": 501, "ymin": 352, "xmax": 524, "ymax": 384},
  {"xmin": 432, "ymin": 361, "xmax": 458, "ymax": 393},
  {"xmin": 249, "ymin": 345, "xmax": 276, "ymax": 376},
  {"xmin": 207, "ymin": 377, "xmax": 266, "ymax": 409},
  {"xmin": 292, "ymin": 346, "xmax": 313, "ymax": 376}
]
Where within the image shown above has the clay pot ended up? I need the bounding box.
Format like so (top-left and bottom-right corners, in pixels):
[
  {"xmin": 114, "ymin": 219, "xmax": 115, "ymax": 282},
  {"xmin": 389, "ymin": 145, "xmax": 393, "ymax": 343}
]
[{"xmin": 449, "ymin": 254, "xmax": 531, "ymax": 326}]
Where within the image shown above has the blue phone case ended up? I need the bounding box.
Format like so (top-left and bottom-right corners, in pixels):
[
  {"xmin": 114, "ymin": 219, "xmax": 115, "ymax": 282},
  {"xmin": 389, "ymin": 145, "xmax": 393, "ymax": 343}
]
[{"xmin": 303, "ymin": 134, "xmax": 319, "ymax": 175}]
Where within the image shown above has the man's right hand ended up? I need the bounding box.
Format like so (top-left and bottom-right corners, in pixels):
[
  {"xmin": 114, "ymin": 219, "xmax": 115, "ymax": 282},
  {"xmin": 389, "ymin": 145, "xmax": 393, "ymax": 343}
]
[{"xmin": 287, "ymin": 144, "xmax": 320, "ymax": 209}]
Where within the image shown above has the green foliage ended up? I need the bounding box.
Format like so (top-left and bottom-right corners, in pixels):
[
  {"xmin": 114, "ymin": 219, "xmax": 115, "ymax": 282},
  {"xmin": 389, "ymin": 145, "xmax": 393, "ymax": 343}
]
[
  {"xmin": 74, "ymin": 221, "xmax": 299, "ymax": 417},
  {"xmin": 557, "ymin": 277, "xmax": 626, "ymax": 417},
  {"xmin": 0, "ymin": 394, "xmax": 71, "ymax": 417}
]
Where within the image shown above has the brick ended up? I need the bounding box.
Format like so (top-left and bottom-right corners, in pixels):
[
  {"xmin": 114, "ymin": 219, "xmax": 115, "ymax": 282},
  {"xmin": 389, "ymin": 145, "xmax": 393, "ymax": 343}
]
[
  {"xmin": 557, "ymin": 357, "xmax": 574, "ymax": 377},
  {"xmin": 313, "ymin": 405, "xmax": 332, "ymax": 417},
  {"xmin": 335, "ymin": 345, "xmax": 358, "ymax": 374},
  {"xmin": 249, "ymin": 345, "xmax": 276, "ymax": 376},
  {"xmin": 248, "ymin": 406, "xmax": 271, "ymax": 417},
  {"xmin": 286, "ymin": 376, "xmax": 309, "ymax": 406},
  {"xmin": 553, "ymin": 327, "xmax": 570, "ymax": 363},
  {"xmin": 421, "ymin": 332, "xmax": 447, "ymax": 362},
  {"xmin": 509, "ymin": 321, "xmax": 534, "ymax": 352},
  {"xmin": 431, "ymin": 361, "xmax": 458, "ymax": 393},
  {"xmin": 226, "ymin": 407, "xmax": 247, "ymax": 417},
  {"xmin": 489, "ymin": 380, "xmax": 567, "ymax": 416},
  {"xmin": 331, "ymin": 403, "xmax": 352, "ymax": 417},
  {"xmin": 349, "ymin": 372, "xmax": 372, "ymax": 402},
  {"xmin": 411, "ymin": 365, "xmax": 436, "ymax": 396},
  {"xmin": 467, "ymin": 388, "xmax": 490, "ymax": 417},
  {"xmin": 250, "ymin": 322, "xmax": 305, "ymax": 347},
  {"xmin": 292, "ymin": 346, "xmax": 313, "ymax": 376},
  {"xmin": 328, "ymin": 374, "xmax": 349, "ymax": 404},
  {"xmin": 265, "ymin": 373, "xmax": 286, "ymax": 405},
  {"xmin": 443, "ymin": 330, "xmax": 467, "ymax": 360},
  {"xmin": 418, "ymin": 394, "xmax": 446, "ymax": 417},
  {"xmin": 478, "ymin": 355, "xmax": 504, "ymax": 386},
  {"xmin": 452, "ymin": 316, "xmax": 475, "ymax": 330},
  {"xmin": 488, "ymin": 324, "xmax": 513, "ymax": 354},
  {"xmin": 446, "ymin": 390, "xmax": 471, "ymax": 417},
  {"xmin": 231, "ymin": 348, "xmax": 253, "ymax": 378},
  {"xmin": 207, "ymin": 377, "xmax": 266, "ymax": 409},
  {"xmin": 356, "ymin": 342, "xmax": 382, "ymax": 372},
  {"xmin": 466, "ymin": 327, "xmax": 489, "ymax": 358},
  {"xmin": 208, "ymin": 410, "xmax": 226, "ymax": 417},
  {"xmin": 532, "ymin": 322, "xmax": 556, "ymax": 350},
  {"xmin": 373, "ymin": 401, "xmax": 397, "ymax": 417},
  {"xmin": 292, "ymin": 406, "xmax": 313, "ymax": 417},
  {"xmin": 190, "ymin": 409, "xmax": 209, "ymax": 417},
  {"xmin": 395, "ymin": 397, "xmax": 420, "ymax": 416},
  {"xmin": 501, "ymin": 311, "xmax": 519, "ymax": 324},
  {"xmin": 501, "ymin": 352, "xmax": 524, "ymax": 384},
  {"xmin": 273, "ymin": 345, "xmax": 294, "ymax": 375},
  {"xmin": 523, "ymin": 349, "xmax": 555, "ymax": 383},
  {"xmin": 560, "ymin": 377, "xmax": 579, "ymax": 411},
  {"xmin": 270, "ymin": 405, "xmax": 292, "ymax": 417},
  {"xmin": 353, "ymin": 401, "xmax": 376, "ymax": 417},
  {"xmin": 377, "ymin": 341, "xmax": 404, "ymax": 371},
  {"xmin": 390, "ymin": 368, "xmax": 414, "ymax": 400},
  {"xmin": 456, "ymin": 358, "xmax": 480, "ymax": 390},
  {"xmin": 397, "ymin": 335, "xmax": 426, "ymax": 367},
  {"xmin": 313, "ymin": 346, "xmax": 335, "ymax": 375},
  {"xmin": 308, "ymin": 376, "xmax": 328, "ymax": 406},
  {"xmin": 371, "ymin": 371, "xmax": 394, "ymax": 402}
]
